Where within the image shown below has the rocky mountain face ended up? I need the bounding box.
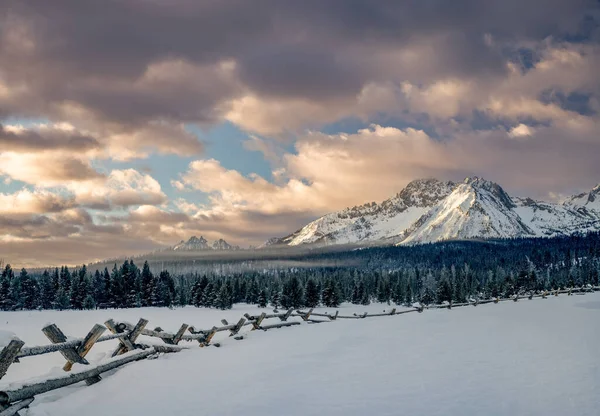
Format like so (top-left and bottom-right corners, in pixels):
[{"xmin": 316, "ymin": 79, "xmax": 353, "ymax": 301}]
[
  {"xmin": 172, "ymin": 236, "xmax": 239, "ymax": 251},
  {"xmin": 264, "ymin": 177, "xmax": 600, "ymax": 247},
  {"xmin": 264, "ymin": 179, "xmax": 455, "ymax": 247}
]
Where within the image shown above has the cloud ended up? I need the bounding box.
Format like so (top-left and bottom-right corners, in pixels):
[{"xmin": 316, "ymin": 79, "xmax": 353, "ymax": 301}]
[
  {"xmin": 0, "ymin": 188, "xmax": 76, "ymax": 214},
  {"xmin": 0, "ymin": 122, "xmax": 100, "ymax": 152},
  {"xmin": 1, "ymin": 0, "xmax": 600, "ymax": 266},
  {"xmin": 0, "ymin": 152, "xmax": 104, "ymax": 185},
  {"xmin": 508, "ymin": 124, "xmax": 535, "ymax": 138}
]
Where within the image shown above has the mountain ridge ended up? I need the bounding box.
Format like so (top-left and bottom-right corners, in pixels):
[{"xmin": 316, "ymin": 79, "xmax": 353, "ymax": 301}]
[{"xmin": 264, "ymin": 177, "xmax": 600, "ymax": 248}]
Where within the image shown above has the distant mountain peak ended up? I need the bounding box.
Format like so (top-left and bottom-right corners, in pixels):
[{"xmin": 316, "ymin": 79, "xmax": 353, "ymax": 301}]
[{"xmin": 172, "ymin": 236, "xmax": 239, "ymax": 251}]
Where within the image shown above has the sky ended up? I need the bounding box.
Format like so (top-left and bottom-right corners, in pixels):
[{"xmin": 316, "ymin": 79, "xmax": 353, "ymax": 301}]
[{"xmin": 1, "ymin": 0, "xmax": 600, "ymax": 267}]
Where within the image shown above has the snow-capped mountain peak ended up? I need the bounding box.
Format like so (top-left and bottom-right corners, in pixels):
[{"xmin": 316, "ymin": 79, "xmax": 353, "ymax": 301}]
[
  {"xmin": 264, "ymin": 178, "xmax": 455, "ymax": 247},
  {"xmin": 565, "ymin": 183, "xmax": 600, "ymax": 214},
  {"xmin": 264, "ymin": 177, "xmax": 600, "ymax": 248},
  {"xmin": 172, "ymin": 236, "xmax": 239, "ymax": 251},
  {"xmin": 401, "ymin": 177, "xmax": 530, "ymax": 244}
]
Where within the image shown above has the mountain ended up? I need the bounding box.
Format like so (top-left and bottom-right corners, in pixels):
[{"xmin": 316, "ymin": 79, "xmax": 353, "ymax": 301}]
[
  {"xmin": 401, "ymin": 177, "xmax": 533, "ymax": 244},
  {"xmin": 265, "ymin": 177, "xmax": 600, "ymax": 248},
  {"xmin": 564, "ymin": 184, "xmax": 600, "ymax": 215},
  {"xmin": 172, "ymin": 236, "xmax": 239, "ymax": 251},
  {"xmin": 264, "ymin": 178, "xmax": 455, "ymax": 247}
]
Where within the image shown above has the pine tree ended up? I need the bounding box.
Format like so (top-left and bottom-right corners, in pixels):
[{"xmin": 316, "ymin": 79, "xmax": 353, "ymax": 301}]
[
  {"xmin": 0, "ymin": 265, "xmax": 14, "ymax": 311},
  {"xmin": 141, "ymin": 261, "xmax": 154, "ymax": 306},
  {"xmin": 281, "ymin": 277, "xmax": 304, "ymax": 308},
  {"xmin": 322, "ymin": 278, "xmax": 340, "ymax": 308},
  {"xmin": 246, "ymin": 278, "xmax": 260, "ymax": 304},
  {"xmin": 305, "ymin": 278, "xmax": 320, "ymax": 307},
  {"xmin": 83, "ymin": 294, "xmax": 96, "ymax": 310},
  {"xmin": 54, "ymin": 287, "xmax": 70, "ymax": 310},
  {"xmin": 257, "ymin": 288, "xmax": 268, "ymax": 308},
  {"xmin": 436, "ymin": 278, "xmax": 452, "ymax": 304},
  {"xmin": 404, "ymin": 282, "xmax": 413, "ymax": 306},
  {"xmin": 20, "ymin": 268, "xmax": 38, "ymax": 310},
  {"xmin": 270, "ymin": 281, "xmax": 281, "ymax": 309}
]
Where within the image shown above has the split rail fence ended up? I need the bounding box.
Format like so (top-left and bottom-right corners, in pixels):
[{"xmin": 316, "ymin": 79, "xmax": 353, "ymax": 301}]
[{"xmin": 0, "ymin": 285, "xmax": 598, "ymax": 415}]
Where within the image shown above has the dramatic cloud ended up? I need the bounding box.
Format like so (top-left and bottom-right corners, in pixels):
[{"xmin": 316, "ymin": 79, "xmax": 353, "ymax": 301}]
[{"xmin": 1, "ymin": 0, "xmax": 599, "ymax": 265}]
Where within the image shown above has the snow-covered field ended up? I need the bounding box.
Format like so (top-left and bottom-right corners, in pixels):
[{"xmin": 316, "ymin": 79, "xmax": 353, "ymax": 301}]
[{"xmin": 2, "ymin": 294, "xmax": 599, "ymax": 415}]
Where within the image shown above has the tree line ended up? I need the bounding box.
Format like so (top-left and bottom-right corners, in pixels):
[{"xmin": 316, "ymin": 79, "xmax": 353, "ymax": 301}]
[{"xmin": 1, "ymin": 233, "xmax": 599, "ymax": 311}]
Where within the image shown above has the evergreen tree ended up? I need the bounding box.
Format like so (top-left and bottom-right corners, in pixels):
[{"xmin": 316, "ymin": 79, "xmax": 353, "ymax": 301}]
[
  {"xmin": 0, "ymin": 265, "xmax": 14, "ymax": 311},
  {"xmin": 305, "ymin": 278, "xmax": 320, "ymax": 307},
  {"xmin": 257, "ymin": 288, "xmax": 268, "ymax": 308},
  {"xmin": 215, "ymin": 281, "xmax": 234, "ymax": 310},
  {"xmin": 141, "ymin": 261, "xmax": 154, "ymax": 306},
  {"xmin": 404, "ymin": 282, "xmax": 413, "ymax": 306},
  {"xmin": 322, "ymin": 278, "xmax": 340, "ymax": 308},
  {"xmin": 281, "ymin": 276, "xmax": 304, "ymax": 308},
  {"xmin": 436, "ymin": 278, "xmax": 452, "ymax": 304},
  {"xmin": 83, "ymin": 294, "xmax": 96, "ymax": 310}
]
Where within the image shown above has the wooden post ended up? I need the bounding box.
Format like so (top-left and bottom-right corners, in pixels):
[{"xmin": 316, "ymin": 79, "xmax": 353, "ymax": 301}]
[
  {"xmin": 42, "ymin": 324, "xmax": 104, "ymax": 386},
  {"xmin": 105, "ymin": 318, "xmax": 148, "ymax": 356},
  {"xmin": 42, "ymin": 324, "xmax": 89, "ymax": 366},
  {"xmin": 0, "ymin": 397, "xmax": 34, "ymax": 416},
  {"xmin": 63, "ymin": 324, "xmax": 106, "ymax": 372},
  {"xmin": 201, "ymin": 327, "xmax": 217, "ymax": 347},
  {"xmin": 389, "ymin": 308, "xmax": 396, "ymax": 316},
  {"xmin": 250, "ymin": 313, "xmax": 266, "ymax": 330},
  {"xmin": 105, "ymin": 319, "xmax": 135, "ymax": 355},
  {"xmin": 528, "ymin": 292, "xmax": 534, "ymax": 300},
  {"xmin": 279, "ymin": 309, "xmax": 294, "ymax": 322},
  {"xmin": 327, "ymin": 311, "xmax": 339, "ymax": 320},
  {"xmin": 163, "ymin": 324, "xmax": 188, "ymax": 345},
  {"xmin": 0, "ymin": 339, "xmax": 24, "ymax": 381},
  {"xmin": 297, "ymin": 309, "xmax": 313, "ymax": 321},
  {"xmin": 64, "ymin": 324, "xmax": 105, "ymax": 385},
  {"xmin": 228, "ymin": 318, "xmax": 246, "ymax": 337}
]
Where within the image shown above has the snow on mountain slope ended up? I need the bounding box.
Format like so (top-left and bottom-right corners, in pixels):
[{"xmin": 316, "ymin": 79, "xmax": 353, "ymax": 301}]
[
  {"xmin": 172, "ymin": 236, "xmax": 239, "ymax": 251},
  {"xmin": 270, "ymin": 179, "xmax": 455, "ymax": 246},
  {"xmin": 266, "ymin": 178, "xmax": 600, "ymax": 248},
  {"xmin": 565, "ymin": 183, "xmax": 600, "ymax": 214},
  {"xmin": 401, "ymin": 177, "xmax": 534, "ymax": 244},
  {"xmin": 513, "ymin": 197, "xmax": 600, "ymax": 236}
]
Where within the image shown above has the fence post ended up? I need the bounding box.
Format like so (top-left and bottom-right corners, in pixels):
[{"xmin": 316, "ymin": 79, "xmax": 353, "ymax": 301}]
[
  {"xmin": 105, "ymin": 318, "xmax": 148, "ymax": 356},
  {"xmin": 42, "ymin": 324, "xmax": 105, "ymax": 385},
  {"xmin": 327, "ymin": 311, "xmax": 339, "ymax": 321},
  {"xmin": 389, "ymin": 308, "xmax": 396, "ymax": 316},
  {"xmin": 42, "ymin": 324, "xmax": 89, "ymax": 367},
  {"xmin": 165, "ymin": 324, "xmax": 189, "ymax": 345},
  {"xmin": 63, "ymin": 324, "xmax": 106, "ymax": 385},
  {"xmin": 279, "ymin": 309, "xmax": 294, "ymax": 322},
  {"xmin": 228, "ymin": 318, "xmax": 246, "ymax": 337},
  {"xmin": 297, "ymin": 309, "xmax": 313, "ymax": 321},
  {"xmin": 250, "ymin": 313, "xmax": 267, "ymax": 330},
  {"xmin": 0, "ymin": 339, "xmax": 24, "ymax": 381}
]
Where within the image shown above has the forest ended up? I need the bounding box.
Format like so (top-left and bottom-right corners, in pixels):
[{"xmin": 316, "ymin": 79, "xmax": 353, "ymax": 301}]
[{"xmin": 1, "ymin": 233, "xmax": 599, "ymax": 311}]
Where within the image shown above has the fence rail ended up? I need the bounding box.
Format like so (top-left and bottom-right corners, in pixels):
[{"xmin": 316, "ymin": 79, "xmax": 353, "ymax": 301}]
[{"xmin": 1, "ymin": 284, "xmax": 598, "ymax": 415}]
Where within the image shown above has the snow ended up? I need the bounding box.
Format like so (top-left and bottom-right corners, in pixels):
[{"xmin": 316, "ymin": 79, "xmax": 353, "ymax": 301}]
[
  {"xmin": 401, "ymin": 178, "xmax": 532, "ymax": 244},
  {"xmin": 3, "ymin": 294, "xmax": 600, "ymax": 415},
  {"xmin": 280, "ymin": 179, "xmax": 455, "ymax": 246},
  {"xmin": 0, "ymin": 330, "xmax": 17, "ymax": 349},
  {"xmin": 274, "ymin": 177, "xmax": 600, "ymax": 248}
]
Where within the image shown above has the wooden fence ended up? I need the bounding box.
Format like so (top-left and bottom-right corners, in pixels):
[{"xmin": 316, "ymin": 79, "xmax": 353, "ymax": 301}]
[{"xmin": 0, "ymin": 285, "xmax": 598, "ymax": 415}]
